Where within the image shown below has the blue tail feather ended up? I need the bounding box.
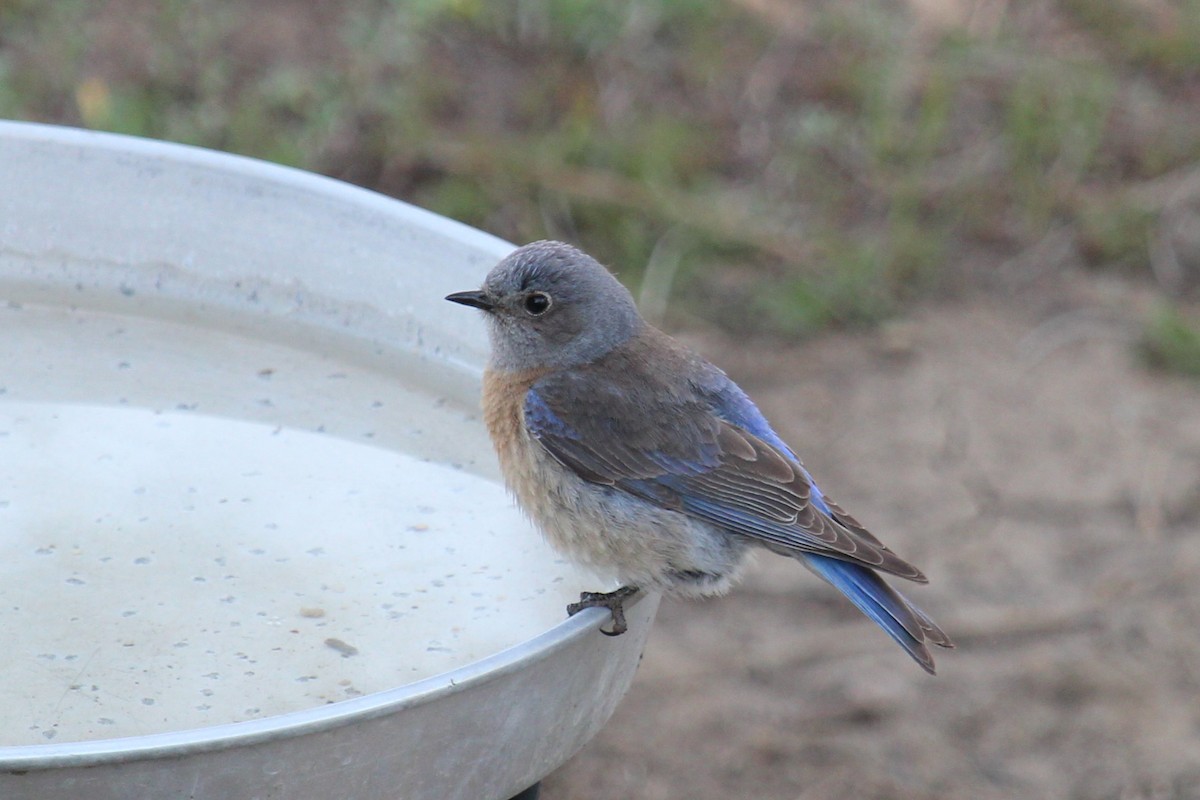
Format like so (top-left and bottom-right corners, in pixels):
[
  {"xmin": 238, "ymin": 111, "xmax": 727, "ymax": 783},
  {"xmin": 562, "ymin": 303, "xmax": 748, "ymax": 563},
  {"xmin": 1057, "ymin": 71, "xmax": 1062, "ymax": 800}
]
[{"xmin": 802, "ymin": 554, "xmax": 938, "ymax": 674}]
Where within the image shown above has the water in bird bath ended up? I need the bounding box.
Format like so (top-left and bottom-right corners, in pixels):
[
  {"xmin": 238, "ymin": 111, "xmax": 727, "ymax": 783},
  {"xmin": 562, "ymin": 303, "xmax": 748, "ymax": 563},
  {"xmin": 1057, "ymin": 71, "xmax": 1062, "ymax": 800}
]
[{"xmin": 0, "ymin": 297, "xmax": 590, "ymax": 746}]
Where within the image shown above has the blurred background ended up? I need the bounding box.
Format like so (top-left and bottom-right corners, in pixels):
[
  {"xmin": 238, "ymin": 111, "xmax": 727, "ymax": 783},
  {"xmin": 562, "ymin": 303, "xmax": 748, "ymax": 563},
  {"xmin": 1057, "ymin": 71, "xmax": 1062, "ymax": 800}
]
[{"xmin": 4, "ymin": 1, "xmax": 1200, "ymax": 797}]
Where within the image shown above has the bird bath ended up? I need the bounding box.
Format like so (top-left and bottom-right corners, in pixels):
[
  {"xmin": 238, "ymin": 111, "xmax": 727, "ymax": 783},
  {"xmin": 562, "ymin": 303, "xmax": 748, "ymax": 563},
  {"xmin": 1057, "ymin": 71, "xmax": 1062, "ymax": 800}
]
[{"xmin": 0, "ymin": 121, "xmax": 657, "ymax": 799}]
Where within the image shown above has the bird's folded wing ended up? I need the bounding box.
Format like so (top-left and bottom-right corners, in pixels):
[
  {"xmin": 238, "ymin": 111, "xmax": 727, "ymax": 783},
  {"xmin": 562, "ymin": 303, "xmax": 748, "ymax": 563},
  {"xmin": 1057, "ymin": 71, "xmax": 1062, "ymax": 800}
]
[{"xmin": 524, "ymin": 384, "xmax": 926, "ymax": 582}]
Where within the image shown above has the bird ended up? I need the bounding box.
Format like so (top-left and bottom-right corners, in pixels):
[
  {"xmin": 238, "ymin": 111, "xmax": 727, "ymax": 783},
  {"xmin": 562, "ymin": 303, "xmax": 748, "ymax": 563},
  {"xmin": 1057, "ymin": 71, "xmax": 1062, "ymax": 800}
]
[{"xmin": 446, "ymin": 240, "xmax": 953, "ymax": 674}]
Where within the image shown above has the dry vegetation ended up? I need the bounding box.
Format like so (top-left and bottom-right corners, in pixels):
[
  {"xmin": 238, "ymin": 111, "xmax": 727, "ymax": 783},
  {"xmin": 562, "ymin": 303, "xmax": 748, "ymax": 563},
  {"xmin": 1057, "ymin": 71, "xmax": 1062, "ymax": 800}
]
[{"xmin": 3, "ymin": 0, "xmax": 1200, "ymax": 342}]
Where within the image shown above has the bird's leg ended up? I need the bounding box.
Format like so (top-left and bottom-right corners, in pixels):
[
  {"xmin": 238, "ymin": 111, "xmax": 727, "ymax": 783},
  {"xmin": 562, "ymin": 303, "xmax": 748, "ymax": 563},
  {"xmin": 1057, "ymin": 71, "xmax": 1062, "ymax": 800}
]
[{"xmin": 567, "ymin": 585, "xmax": 640, "ymax": 636}]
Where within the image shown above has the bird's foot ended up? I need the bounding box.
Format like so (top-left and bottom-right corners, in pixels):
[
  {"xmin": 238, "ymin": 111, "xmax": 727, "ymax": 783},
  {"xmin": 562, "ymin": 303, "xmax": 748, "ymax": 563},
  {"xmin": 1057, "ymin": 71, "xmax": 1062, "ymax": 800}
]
[{"xmin": 567, "ymin": 585, "xmax": 640, "ymax": 636}]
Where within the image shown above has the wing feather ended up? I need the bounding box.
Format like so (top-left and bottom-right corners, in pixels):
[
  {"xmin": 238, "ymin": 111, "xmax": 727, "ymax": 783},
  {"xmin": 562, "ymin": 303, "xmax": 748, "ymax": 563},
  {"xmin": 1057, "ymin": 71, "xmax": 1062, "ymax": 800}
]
[{"xmin": 524, "ymin": 372, "xmax": 927, "ymax": 583}]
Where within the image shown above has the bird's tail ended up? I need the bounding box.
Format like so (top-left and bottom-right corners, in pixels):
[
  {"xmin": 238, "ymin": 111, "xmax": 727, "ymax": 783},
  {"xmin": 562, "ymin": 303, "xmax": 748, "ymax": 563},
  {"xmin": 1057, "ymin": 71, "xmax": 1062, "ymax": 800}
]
[{"xmin": 801, "ymin": 554, "xmax": 953, "ymax": 674}]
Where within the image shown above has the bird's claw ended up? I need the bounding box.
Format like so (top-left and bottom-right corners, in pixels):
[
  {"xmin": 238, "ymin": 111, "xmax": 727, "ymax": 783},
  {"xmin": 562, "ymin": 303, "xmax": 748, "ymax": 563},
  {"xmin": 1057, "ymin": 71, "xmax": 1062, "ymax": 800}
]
[{"xmin": 567, "ymin": 586, "xmax": 639, "ymax": 636}]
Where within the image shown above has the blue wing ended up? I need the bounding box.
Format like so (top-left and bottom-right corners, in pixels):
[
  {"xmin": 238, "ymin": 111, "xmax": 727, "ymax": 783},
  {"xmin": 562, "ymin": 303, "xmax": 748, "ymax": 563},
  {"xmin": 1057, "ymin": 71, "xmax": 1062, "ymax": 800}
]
[{"xmin": 525, "ymin": 363, "xmax": 924, "ymax": 580}]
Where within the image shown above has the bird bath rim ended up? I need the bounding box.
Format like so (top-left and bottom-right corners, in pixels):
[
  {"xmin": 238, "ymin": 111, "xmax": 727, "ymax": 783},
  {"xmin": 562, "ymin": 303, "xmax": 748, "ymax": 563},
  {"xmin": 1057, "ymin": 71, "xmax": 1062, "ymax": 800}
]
[{"xmin": 0, "ymin": 594, "xmax": 649, "ymax": 771}]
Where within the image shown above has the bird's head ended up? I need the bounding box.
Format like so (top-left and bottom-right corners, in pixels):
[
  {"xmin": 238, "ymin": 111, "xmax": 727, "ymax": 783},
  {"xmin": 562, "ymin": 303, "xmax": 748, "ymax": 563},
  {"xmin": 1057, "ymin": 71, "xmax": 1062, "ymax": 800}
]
[{"xmin": 446, "ymin": 240, "xmax": 642, "ymax": 372}]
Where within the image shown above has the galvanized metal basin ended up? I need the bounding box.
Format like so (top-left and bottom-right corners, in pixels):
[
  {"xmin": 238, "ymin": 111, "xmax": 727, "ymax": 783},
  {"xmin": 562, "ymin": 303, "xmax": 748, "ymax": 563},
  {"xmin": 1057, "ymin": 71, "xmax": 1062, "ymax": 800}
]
[{"xmin": 0, "ymin": 121, "xmax": 658, "ymax": 799}]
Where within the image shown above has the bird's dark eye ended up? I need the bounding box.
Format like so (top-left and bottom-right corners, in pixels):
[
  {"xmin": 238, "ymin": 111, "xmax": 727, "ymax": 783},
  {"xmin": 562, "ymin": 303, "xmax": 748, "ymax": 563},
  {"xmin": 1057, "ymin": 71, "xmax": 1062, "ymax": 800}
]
[{"xmin": 523, "ymin": 291, "xmax": 552, "ymax": 316}]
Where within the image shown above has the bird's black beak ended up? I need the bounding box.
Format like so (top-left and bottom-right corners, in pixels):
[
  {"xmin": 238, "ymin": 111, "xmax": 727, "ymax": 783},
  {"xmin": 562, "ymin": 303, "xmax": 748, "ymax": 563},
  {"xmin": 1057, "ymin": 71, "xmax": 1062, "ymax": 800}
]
[{"xmin": 445, "ymin": 290, "xmax": 495, "ymax": 311}]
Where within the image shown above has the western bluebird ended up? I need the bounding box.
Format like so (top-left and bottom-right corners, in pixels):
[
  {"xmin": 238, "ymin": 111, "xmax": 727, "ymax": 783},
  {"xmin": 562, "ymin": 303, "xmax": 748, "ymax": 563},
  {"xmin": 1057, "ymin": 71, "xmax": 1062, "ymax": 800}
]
[{"xmin": 447, "ymin": 240, "xmax": 952, "ymax": 673}]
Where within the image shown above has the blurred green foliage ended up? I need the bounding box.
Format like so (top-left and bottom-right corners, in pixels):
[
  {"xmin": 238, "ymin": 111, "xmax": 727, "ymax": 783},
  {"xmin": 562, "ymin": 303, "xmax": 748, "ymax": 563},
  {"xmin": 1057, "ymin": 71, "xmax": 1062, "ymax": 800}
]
[
  {"xmin": 1141, "ymin": 305, "xmax": 1200, "ymax": 378},
  {"xmin": 2, "ymin": 0, "xmax": 1200, "ymax": 347}
]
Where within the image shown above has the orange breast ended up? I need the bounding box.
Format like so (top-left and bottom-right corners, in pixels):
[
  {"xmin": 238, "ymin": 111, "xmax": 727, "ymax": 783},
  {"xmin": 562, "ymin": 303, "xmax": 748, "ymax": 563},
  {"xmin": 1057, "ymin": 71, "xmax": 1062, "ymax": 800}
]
[{"xmin": 481, "ymin": 367, "xmax": 548, "ymax": 500}]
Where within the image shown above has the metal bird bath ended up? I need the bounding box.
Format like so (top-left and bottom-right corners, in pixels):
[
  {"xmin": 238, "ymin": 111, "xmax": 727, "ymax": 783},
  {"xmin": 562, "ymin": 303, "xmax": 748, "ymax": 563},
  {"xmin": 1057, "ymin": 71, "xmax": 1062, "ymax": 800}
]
[{"xmin": 0, "ymin": 121, "xmax": 657, "ymax": 799}]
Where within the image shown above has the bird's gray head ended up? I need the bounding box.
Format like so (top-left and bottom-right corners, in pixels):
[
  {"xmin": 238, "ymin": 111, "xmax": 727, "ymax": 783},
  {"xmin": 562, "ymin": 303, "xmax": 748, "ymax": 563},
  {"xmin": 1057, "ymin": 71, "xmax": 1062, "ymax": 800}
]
[{"xmin": 445, "ymin": 240, "xmax": 643, "ymax": 372}]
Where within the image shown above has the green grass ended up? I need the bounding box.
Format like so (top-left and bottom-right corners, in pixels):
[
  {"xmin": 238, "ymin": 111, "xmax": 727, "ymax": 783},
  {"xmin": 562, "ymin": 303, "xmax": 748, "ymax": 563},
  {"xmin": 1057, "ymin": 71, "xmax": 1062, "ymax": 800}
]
[{"xmin": 2, "ymin": 0, "xmax": 1200, "ymax": 350}]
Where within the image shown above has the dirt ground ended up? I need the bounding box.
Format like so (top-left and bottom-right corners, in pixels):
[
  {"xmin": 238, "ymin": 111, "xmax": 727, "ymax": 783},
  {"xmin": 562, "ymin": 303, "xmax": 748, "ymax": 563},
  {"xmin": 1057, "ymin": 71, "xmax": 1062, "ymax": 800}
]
[{"xmin": 541, "ymin": 273, "xmax": 1200, "ymax": 800}]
